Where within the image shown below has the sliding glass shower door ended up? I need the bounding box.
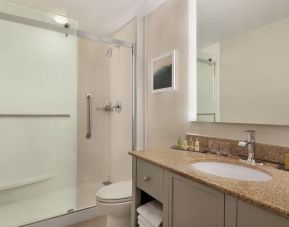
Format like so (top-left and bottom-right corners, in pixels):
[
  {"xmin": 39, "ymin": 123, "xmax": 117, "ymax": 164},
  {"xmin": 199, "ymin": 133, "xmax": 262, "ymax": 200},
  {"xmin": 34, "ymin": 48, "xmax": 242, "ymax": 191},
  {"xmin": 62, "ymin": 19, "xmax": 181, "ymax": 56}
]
[
  {"xmin": 0, "ymin": 2, "xmax": 133, "ymax": 226},
  {"xmin": 0, "ymin": 9, "xmax": 78, "ymax": 227}
]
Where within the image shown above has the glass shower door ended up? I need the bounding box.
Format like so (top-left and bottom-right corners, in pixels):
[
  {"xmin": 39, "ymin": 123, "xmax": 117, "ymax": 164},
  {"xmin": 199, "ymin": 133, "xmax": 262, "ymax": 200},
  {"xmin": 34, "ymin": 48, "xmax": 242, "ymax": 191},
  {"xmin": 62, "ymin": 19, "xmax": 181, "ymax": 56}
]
[
  {"xmin": 0, "ymin": 2, "xmax": 134, "ymax": 226},
  {"xmin": 0, "ymin": 3, "xmax": 77, "ymax": 226}
]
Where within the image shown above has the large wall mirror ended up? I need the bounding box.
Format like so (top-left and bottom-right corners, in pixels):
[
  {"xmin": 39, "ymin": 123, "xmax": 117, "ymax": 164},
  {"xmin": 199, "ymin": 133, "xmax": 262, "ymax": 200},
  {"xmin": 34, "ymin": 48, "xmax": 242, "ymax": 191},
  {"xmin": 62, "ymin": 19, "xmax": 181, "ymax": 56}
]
[{"xmin": 196, "ymin": 0, "xmax": 289, "ymax": 125}]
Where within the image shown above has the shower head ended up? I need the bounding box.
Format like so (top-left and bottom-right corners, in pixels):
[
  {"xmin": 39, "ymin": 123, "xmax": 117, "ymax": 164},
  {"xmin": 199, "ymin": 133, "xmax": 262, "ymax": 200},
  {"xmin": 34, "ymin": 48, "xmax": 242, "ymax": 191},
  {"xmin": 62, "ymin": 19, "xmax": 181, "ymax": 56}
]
[{"xmin": 105, "ymin": 45, "xmax": 120, "ymax": 57}]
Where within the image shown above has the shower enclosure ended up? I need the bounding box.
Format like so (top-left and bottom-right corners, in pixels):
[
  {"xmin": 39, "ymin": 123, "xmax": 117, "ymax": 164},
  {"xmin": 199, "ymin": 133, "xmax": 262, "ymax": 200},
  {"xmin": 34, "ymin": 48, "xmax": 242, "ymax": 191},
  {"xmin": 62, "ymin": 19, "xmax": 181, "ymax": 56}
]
[
  {"xmin": 197, "ymin": 57, "xmax": 216, "ymax": 122},
  {"xmin": 0, "ymin": 2, "xmax": 134, "ymax": 227}
]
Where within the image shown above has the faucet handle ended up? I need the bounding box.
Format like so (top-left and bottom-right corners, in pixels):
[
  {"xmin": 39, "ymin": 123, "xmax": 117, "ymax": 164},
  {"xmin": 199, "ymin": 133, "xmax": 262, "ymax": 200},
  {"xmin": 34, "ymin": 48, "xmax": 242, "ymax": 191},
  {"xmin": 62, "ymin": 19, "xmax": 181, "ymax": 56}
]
[{"xmin": 238, "ymin": 141, "xmax": 247, "ymax": 147}]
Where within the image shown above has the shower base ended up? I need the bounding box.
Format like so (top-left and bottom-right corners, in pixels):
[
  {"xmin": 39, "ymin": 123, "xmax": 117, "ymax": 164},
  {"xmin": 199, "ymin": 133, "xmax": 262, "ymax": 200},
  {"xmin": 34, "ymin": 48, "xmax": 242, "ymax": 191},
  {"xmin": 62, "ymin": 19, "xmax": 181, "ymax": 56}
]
[{"xmin": 0, "ymin": 181, "xmax": 104, "ymax": 227}]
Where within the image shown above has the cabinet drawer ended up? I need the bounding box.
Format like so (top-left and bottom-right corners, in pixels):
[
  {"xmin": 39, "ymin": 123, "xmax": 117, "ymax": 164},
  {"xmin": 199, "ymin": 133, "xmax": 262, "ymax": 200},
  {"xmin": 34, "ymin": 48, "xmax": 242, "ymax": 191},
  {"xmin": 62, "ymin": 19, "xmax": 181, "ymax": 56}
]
[{"xmin": 137, "ymin": 159, "xmax": 164, "ymax": 202}]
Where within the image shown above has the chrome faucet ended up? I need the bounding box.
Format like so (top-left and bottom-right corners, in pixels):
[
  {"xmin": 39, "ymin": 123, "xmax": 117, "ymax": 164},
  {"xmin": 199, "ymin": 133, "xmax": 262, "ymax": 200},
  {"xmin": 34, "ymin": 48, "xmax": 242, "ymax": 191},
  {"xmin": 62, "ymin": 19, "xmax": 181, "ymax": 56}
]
[{"xmin": 238, "ymin": 130, "xmax": 256, "ymax": 164}]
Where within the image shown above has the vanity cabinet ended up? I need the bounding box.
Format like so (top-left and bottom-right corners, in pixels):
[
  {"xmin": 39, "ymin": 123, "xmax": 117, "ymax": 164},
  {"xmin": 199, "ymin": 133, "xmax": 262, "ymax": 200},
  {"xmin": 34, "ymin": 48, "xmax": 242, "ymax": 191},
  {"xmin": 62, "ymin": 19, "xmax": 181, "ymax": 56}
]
[
  {"xmin": 132, "ymin": 157, "xmax": 289, "ymax": 227},
  {"xmin": 136, "ymin": 159, "xmax": 164, "ymax": 202},
  {"xmin": 166, "ymin": 172, "xmax": 224, "ymax": 227},
  {"xmin": 237, "ymin": 200, "xmax": 288, "ymax": 227}
]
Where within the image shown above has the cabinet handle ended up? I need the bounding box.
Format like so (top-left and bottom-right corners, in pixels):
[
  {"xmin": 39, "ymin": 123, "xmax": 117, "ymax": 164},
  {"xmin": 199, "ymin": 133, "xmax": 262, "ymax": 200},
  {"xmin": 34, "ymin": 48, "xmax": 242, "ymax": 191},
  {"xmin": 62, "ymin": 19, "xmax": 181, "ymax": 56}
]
[{"xmin": 143, "ymin": 176, "xmax": 150, "ymax": 182}]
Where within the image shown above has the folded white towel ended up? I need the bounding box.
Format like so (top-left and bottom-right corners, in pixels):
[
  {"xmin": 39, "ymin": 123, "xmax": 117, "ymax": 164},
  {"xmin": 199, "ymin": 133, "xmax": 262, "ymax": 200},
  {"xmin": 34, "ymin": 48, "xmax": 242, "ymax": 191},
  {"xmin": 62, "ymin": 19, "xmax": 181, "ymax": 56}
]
[
  {"xmin": 137, "ymin": 200, "xmax": 163, "ymax": 227},
  {"xmin": 138, "ymin": 218, "xmax": 152, "ymax": 227},
  {"xmin": 138, "ymin": 215, "xmax": 154, "ymax": 227}
]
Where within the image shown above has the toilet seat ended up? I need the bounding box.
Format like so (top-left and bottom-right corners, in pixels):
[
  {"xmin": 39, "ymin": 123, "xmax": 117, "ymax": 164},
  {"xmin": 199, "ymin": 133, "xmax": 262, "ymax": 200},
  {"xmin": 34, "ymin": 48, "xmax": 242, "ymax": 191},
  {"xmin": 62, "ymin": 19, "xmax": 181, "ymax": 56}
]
[{"xmin": 96, "ymin": 181, "xmax": 132, "ymax": 204}]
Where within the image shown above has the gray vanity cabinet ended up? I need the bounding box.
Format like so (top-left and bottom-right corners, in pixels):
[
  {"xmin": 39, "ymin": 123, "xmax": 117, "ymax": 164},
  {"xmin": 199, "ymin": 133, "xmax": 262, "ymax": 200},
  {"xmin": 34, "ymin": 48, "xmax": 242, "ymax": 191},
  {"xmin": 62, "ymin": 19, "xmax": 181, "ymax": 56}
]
[
  {"xmin": 136, "ymin": 159, "xmax": 164, "ymax": 202},
  {"xmin": 165, "ymin": 172, "xmax": 225, "ymax": 227},
  {"xmin": 237, "ymin": 200, "xmax": 288, "ymax": 227},
  {"xmin": 132, "ymin": 157, "xmax": 289, "ymax": 227}
]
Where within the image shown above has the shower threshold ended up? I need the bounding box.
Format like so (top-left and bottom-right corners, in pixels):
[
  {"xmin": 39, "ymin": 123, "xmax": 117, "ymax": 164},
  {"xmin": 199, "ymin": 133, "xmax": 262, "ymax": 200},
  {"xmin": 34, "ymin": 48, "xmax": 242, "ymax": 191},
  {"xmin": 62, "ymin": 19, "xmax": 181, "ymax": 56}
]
[{"xmin": 0, "ymin": 181, "xmax": 104, "ymax": 227}]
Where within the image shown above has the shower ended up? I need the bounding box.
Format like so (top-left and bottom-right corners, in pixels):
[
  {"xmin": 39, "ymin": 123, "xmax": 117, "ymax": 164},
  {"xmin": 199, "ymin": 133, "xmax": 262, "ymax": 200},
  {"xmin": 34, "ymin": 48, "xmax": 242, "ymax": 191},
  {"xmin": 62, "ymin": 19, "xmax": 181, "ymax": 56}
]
[
  {"xmin": 105, "ymin": 45, "xmax": 120, "ymax": 57},
  {"xmin": 0, "ymin": 1, "xmax": 134, "ymax": 226}
]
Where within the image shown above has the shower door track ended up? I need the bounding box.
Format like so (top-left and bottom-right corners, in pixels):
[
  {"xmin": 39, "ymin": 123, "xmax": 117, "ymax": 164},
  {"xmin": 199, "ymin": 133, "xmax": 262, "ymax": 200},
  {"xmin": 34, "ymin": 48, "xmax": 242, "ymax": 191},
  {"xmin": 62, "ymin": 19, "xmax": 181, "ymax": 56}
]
[{"xmin": 0, "ymin": 11, "xmax": 133, "ymax": 48}]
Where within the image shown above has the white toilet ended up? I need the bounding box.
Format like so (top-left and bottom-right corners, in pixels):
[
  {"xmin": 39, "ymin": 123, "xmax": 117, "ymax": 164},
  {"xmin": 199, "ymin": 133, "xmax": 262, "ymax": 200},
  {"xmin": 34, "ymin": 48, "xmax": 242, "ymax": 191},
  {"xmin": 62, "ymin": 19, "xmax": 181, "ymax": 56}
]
[{"xmin": 96, "ymin": 181, "xmax": 132, "ymax": 227}]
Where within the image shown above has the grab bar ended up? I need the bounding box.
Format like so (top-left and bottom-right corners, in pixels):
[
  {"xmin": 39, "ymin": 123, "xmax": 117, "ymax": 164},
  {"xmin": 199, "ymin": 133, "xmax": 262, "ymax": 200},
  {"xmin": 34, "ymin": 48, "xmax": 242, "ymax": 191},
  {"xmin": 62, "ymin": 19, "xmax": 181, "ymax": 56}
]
[
  {"xmin": 86, "ymin": 93, "xmax": 92, "ymax": 139},
  {"xmin": 0, "ymin": 114, "xmax": 70, "ymax": 118}
]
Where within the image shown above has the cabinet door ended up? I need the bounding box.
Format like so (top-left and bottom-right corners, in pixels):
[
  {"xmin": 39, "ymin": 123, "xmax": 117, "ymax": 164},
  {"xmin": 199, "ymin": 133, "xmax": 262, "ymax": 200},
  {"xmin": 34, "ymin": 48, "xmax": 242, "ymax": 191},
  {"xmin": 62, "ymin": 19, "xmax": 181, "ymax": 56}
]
[
  {"xmin": 225, "ymin": 195, "xmax": 237, "ymax": 227},
  {"xmin": 237, "ymin": 200, "xmax": 289, "ymax": 227},
  {"xmin": 166, "ymin": 171, "xmax": 224, "ymax": 227}
]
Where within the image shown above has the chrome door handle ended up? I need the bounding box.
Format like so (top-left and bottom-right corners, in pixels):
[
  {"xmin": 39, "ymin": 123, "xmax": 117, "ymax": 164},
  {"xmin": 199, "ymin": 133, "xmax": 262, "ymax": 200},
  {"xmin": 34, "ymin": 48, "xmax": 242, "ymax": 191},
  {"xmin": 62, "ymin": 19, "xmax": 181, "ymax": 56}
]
[{"xmin": 86, "ymin": 93, "xmax": 92, "ymax": 139}]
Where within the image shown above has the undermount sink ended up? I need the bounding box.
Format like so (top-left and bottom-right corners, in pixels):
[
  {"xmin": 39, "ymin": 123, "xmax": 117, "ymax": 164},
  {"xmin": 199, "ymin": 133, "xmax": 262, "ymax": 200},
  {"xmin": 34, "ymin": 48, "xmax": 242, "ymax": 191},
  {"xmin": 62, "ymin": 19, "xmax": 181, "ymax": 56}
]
[{"xmin": 191, "ymin": 161, "xmax": 272, "ymax": 182}]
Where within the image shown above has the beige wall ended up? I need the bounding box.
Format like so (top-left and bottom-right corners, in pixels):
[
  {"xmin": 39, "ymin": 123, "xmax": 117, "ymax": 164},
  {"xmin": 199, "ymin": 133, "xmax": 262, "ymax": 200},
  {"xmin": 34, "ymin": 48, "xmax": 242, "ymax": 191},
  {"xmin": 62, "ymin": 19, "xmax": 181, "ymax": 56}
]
[
  {"xmin": 145, "ymin": 0, "xmax": 289, "ymax": 149},
  {"xmin": 109, "ymin": 19, "xmax": 136, "ymax": 182},
  {"xmin": 77, "ymin": 19, "xmax": 137, "ymax": 186},
  {"xmin": 77, "ymin": 38, "xmax": 110, "ymax": 184},
  {"xmin": 145, "ymin": 0, "xmax": 191, "ymax": 149},
  {"xmin": 220, "ymin": 17, "xmax": 289, "ymax": 125}
]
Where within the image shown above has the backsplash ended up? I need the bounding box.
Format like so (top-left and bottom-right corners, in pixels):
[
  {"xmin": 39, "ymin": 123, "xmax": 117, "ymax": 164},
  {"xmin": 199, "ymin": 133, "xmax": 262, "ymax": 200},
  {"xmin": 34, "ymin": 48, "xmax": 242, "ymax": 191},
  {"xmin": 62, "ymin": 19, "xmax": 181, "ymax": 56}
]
[{"xmin": 186, "ymin": 133, "xmax": 289, "ymax": 164}]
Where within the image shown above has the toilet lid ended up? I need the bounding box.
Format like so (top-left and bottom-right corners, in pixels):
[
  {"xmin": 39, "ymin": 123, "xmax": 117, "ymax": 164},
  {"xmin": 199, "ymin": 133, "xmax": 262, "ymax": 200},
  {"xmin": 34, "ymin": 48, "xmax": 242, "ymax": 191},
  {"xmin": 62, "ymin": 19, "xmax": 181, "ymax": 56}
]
[{"xmin": 96, "ymin": 181, "xmax": 132, "ymax": 203}]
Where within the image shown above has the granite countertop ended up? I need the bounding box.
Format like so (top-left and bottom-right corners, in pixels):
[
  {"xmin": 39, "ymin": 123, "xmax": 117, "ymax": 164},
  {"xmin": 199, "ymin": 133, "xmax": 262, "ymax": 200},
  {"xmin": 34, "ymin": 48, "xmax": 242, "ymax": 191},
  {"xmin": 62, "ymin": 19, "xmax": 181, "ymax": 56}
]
[{"xmin": 129, "ymin": 149, "xmax": 289, "ymax": 219}]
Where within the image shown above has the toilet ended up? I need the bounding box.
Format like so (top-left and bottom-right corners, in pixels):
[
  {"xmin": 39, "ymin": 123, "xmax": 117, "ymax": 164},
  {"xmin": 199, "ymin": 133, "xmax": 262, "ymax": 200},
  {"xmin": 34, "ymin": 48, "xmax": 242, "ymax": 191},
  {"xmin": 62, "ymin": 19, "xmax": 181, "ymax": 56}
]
[{"xmin": 96, "ymin": 181, "xmax": 132, "ymax": 227}]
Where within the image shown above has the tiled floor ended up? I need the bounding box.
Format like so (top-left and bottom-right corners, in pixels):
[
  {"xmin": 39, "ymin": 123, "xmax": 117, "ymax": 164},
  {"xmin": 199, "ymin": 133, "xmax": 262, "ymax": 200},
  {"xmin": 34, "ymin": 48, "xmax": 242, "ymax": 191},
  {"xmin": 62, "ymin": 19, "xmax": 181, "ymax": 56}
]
[{"xmin": 69, "ymin": 215, "xmax": 106, "ymax": 227}]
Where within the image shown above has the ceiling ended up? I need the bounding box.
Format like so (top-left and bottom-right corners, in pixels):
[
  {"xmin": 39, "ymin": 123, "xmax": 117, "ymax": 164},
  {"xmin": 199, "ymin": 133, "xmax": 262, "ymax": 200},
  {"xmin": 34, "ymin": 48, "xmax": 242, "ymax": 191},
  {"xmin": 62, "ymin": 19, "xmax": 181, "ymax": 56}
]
[
  {"xmin": 4, "ymin": 0, "xmax": 166, "ymax": 35},
  {"xmin": 6, "ymin": 0, "xmax": 289, "ymax": 46},
  {"xmin": 198, "ymin": 0, "xmax": 289, "ymax": 48}
]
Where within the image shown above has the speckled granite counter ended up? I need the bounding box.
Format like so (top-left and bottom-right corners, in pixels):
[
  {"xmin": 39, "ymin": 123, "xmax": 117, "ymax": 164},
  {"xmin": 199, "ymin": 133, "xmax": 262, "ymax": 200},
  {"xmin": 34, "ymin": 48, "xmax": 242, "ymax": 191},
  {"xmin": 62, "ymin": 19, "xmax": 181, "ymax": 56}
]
[{"xmin": 129, "ymin": 149, "xmax": 289, "ymax": 219}]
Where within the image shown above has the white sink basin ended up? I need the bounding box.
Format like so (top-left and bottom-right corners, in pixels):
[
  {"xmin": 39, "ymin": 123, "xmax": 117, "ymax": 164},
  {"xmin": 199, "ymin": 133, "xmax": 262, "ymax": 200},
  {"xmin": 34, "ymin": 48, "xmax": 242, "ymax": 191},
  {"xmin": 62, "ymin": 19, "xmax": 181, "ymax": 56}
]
[{"xmin": 191, "ymin": 161, "xmax": 272, "ymax": 182}]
